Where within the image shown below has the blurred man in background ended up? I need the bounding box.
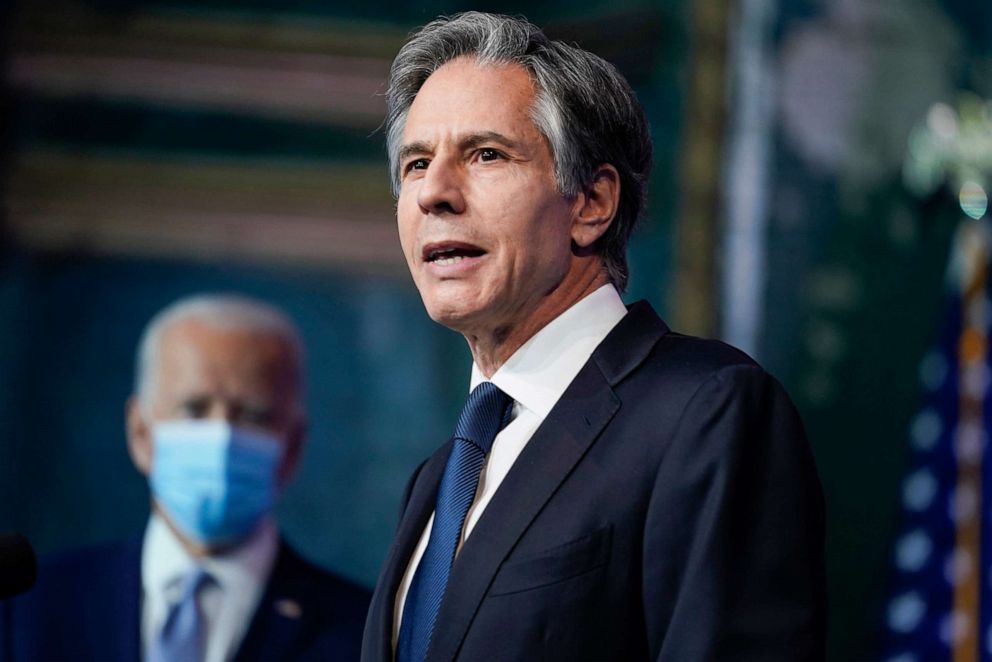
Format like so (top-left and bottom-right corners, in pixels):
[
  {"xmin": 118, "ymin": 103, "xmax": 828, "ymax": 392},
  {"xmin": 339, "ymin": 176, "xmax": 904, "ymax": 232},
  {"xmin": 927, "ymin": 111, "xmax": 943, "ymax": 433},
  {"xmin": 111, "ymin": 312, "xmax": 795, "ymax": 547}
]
[{"xmin": 1, "ymin": 294, "xmax": 370, "ymax": 661}]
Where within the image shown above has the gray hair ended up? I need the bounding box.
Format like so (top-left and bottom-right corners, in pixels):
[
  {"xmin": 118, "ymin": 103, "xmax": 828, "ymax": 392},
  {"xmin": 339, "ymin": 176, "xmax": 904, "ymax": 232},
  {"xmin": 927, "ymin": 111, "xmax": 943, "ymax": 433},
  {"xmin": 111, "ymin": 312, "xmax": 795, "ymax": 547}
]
[
  {"xmin": 135, "ymin": 294, "xmax": 305, "ymax": 411},
  {"xmin": 386, "ymin": 11, "xmax": 652, "ymax": 291}
]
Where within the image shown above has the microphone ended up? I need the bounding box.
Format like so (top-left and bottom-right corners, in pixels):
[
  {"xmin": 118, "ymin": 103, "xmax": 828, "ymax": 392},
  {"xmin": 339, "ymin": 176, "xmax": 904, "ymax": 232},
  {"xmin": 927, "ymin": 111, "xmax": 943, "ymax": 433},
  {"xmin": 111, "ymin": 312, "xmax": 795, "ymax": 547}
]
[{"xmin": 0, "ymin": 533, "xmax": 37, "ymax": 599}]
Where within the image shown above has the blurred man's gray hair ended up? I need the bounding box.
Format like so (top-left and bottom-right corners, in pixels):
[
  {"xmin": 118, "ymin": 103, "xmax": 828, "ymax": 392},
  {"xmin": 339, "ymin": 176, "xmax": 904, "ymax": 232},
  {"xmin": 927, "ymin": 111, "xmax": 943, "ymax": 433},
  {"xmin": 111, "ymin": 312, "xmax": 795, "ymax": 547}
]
[
  {"xmin": 135, "ymin": 294, "xmax": 305, "ymax": 411},
  {"xmin": 385, "ymin": 11, "xmax": 652, "ymax": 291}
]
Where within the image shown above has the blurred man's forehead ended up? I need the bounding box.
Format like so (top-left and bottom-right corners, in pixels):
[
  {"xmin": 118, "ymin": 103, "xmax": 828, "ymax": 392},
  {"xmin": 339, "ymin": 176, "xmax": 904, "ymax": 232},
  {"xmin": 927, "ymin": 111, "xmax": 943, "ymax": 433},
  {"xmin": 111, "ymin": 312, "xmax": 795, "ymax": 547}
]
[
  {"xmin": 160, "ymin": 318, "xmax": 287, "ymax": 355},
  {"xmin": 156, "ymin": 320, "xmax": 293, "ymax": 389}
]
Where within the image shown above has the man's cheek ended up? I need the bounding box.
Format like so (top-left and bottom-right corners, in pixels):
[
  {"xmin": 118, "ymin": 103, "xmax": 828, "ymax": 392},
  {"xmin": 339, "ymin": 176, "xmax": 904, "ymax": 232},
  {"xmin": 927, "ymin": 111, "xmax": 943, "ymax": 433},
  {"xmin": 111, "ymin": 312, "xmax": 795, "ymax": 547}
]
[{"xmin": 396, "ymin": 225, "xmax": 417, "ymax": 263}]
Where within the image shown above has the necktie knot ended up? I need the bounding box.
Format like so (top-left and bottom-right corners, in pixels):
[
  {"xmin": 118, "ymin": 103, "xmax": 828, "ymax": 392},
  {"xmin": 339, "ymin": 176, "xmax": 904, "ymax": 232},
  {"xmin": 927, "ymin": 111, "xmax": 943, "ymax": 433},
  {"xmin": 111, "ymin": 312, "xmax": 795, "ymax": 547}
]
[
  {"xmin": 453, "ymin": 381, "xmax": 512, "ymax": 454},
  {"xmin": 178, "ymin": 567, "xmax": 212, "ymax": 601},
  {"xmin": 150, "ymin": 567, "xmax": 213, "ymax": 662}
]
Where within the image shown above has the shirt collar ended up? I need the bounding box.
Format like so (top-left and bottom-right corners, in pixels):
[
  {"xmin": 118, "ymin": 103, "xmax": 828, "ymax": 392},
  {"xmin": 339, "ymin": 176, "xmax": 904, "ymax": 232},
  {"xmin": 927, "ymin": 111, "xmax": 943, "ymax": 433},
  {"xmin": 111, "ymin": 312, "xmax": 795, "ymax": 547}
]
[
  {"xmin": 470, "ymin": 284, "xmax": 627, "ymax": 418},
  {"xmin": 141, "ymin": 512, "xmax": 279, "ymax": 601}
]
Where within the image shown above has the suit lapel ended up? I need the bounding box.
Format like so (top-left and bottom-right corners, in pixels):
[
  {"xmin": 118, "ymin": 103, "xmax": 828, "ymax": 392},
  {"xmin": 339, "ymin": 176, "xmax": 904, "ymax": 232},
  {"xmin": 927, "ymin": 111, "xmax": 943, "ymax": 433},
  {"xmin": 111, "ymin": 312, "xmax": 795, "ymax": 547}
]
[
  {"xmin": 425, "ymin": 300, "xmax": 668, "ymax": 662},
  {"xmin": 234, "ymin": 541, "xmax": 307, "ymax": 661},
  {"xmin": 426, "ymin": 360, "xmax": 620, "ymax": 661},
  {"xmin": 364, "ymin": 446, "xmax": 451, "ymax": 661}
]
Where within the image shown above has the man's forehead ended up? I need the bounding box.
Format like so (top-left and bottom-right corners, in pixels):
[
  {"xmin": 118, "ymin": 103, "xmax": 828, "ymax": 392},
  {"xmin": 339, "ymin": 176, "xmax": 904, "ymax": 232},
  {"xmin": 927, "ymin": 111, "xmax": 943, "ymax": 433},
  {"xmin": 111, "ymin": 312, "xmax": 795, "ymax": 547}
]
[
  {"xmin": 415, "ymin": 56, "xmax": 533, "ymax": 89},
  {"xmin": 402, "ymin": 58, "xmax": 540, "ymax": 144},
  {"xmin": 163, "ymin": 317, "xmax": 268, "ymax": 345}
]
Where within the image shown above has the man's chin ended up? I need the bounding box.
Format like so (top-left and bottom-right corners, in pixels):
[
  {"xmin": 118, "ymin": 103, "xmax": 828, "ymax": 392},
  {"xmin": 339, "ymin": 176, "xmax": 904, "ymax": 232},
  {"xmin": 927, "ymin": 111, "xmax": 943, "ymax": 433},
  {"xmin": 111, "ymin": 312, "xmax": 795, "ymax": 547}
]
[
  {"xmin": 424, "ymin": 302, "xmax": 484, "ymax": 333},
  {"xmin": 172, "ymin": 526, "xmax": 249, "ymax": 558},
  {"xmin": 152, "ymin": 501, "xmax": 253, "ymax": 557}
]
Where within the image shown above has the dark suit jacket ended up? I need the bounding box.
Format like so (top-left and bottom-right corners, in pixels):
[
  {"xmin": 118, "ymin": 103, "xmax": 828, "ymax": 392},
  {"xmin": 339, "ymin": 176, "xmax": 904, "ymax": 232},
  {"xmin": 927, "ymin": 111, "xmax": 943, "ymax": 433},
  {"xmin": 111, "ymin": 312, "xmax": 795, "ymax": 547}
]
[
  {"xmin": 1, "ymin": 534, "xmax": 371, "ymax": 661},
  {"xmin": 363, "ymin": 301, "xmax": 826, "ymax": 661}
]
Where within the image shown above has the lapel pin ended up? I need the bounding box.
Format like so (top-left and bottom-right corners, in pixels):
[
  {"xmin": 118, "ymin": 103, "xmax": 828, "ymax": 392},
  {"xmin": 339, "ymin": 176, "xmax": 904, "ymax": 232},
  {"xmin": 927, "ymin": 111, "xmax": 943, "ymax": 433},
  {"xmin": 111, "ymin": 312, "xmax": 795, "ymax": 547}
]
[{"xmin": 275, "ymin": 598, "xmax": 303, "ymax": 619}]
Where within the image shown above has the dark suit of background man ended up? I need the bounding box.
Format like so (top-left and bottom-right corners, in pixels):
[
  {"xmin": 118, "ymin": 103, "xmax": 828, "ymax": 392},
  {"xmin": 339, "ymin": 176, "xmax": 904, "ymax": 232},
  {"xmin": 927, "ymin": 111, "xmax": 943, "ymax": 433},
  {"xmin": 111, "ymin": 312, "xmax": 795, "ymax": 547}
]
[
  {"xmin": 1, "ymin": 294, "xmax": 370, "ymax": 661},
  {"xmin": 362, "ymin": 12, "xmax": 826, "ymax": 662}
]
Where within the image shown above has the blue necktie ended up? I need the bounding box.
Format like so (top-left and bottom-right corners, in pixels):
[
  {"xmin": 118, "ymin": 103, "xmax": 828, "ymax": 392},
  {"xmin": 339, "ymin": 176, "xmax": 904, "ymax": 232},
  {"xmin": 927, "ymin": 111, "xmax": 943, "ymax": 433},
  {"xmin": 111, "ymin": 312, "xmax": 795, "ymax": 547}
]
[
  {"xmin": 397, "ymin": 381, "xmax": 513, "ymax": 662},
  {"xmin": 150, "ymin": 568, "xmax": 212, "ymax": 662}
]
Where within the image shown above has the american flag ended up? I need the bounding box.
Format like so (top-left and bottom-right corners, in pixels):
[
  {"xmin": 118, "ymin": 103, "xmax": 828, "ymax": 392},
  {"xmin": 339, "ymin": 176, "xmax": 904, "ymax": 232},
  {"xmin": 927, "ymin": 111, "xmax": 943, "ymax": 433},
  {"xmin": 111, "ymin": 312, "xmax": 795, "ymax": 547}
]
[{"xmin": 882, "ymin": 218, "xmax": 992, "ymax": 662}]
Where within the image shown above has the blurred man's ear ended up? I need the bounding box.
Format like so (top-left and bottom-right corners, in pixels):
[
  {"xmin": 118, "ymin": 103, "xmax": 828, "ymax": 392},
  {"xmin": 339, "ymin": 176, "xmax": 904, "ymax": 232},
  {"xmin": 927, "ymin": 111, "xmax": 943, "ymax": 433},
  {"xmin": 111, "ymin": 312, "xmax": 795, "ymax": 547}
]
[
  {"xmin": 277, "ymin": 415, "xmax": 307, "ymax": 489},
  {"xmin": 125, "ymin": 396, "xmax": 153, "ymax": 477}
]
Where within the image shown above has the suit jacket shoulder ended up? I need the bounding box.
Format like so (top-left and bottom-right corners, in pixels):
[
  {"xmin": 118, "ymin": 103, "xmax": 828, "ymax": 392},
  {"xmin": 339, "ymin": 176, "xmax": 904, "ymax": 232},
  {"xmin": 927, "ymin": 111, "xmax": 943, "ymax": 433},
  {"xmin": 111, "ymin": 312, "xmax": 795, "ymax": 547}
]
[
  {"xmin": 596, "ymin": 301, "xmax": 809, "ymax": 464},
  {"xmin": 596, "ymin": 300, "xmax": 761, "ymax": 390}
]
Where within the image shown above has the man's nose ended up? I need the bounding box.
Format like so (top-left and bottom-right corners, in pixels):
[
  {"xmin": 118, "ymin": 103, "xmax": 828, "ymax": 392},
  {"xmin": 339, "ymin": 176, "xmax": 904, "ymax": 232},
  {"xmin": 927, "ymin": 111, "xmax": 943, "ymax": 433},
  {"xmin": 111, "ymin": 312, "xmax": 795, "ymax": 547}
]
[
  {"xmin": 206, "ymin": 401, "xmax": 236, "ymax": 423},
  {"xmin": 417, "ymin": 157, "xmax": 466, "ymax": 215}
]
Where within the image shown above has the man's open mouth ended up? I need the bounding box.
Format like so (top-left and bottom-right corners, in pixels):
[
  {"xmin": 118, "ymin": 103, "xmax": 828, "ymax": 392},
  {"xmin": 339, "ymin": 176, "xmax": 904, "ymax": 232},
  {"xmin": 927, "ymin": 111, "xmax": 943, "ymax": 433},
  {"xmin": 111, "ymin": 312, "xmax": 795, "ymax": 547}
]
[{"xmin": 423, "ymin": 243, "xmax": 486, "ymax": 266}]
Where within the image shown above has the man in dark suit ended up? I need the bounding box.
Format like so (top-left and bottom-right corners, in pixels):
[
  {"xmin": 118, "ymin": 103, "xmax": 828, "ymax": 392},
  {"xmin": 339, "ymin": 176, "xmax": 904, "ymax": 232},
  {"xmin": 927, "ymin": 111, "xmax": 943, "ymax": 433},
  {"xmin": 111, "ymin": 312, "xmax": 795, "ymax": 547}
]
[
  {"xmin": 363, "ymin": 12, "xmax": 826, "ymax": 662},
  {"xmin": 1, "ymin": 294, "xmax": 370, "ymax": 661}
]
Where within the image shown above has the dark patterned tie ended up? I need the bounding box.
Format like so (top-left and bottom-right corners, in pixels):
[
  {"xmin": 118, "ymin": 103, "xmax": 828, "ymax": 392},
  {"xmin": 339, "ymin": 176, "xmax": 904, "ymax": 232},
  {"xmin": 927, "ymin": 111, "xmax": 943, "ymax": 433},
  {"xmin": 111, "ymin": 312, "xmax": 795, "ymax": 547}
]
[{"xmin": 396, "ymin": 381, "xmax": 513, "ymax": 662}]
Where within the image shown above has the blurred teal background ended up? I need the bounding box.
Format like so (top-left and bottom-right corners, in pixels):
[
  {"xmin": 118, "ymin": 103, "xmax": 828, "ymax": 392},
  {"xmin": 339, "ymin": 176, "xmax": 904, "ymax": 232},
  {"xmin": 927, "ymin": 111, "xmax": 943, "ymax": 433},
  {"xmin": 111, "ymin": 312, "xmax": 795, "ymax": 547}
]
[{"xmin": 1, "ymin": 1, "xmax": 990, "ymax": 660}]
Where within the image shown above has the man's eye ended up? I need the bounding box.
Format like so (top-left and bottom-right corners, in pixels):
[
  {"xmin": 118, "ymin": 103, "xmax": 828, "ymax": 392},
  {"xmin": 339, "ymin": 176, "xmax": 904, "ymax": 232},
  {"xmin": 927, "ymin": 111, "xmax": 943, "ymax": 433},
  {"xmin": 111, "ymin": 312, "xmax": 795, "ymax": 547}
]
[
  {"xmin": 479, "ymin": 148, "xmax": 502, "ymax": 162},
  {"xmin": 239, "ymin": 407, "xmax": 274, "ymax": 427},
  {"xmin": 405, "ymin": 158, "xmax": 429, "ymax": 173},
  {"xmin": 179, "ymin": 398, "xmax": 210, "ymax": 419}
]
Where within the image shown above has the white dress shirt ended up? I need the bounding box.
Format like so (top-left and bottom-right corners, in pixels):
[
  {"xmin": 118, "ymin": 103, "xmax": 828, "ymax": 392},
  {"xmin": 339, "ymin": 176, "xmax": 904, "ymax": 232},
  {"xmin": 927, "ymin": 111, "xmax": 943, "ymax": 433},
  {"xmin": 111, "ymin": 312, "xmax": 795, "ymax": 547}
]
[
  {"xmin": 392, "ymin": 284, "xmax": 628, "ymax": 645},
  {"xmin": 141, "ymin": 513, "xmax": 278, "ymax": 662}
]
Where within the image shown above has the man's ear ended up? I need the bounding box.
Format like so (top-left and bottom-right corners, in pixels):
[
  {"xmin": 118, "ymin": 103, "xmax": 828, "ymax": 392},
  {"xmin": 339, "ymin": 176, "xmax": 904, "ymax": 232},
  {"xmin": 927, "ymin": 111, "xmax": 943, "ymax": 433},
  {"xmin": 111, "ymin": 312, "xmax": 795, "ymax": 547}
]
[
  {"xmin": 571, "ymin": 163, "xmax": 621, "ymax": 249},
  {"xmin": 125, "ymin": 396, "xmax": 153, "ymax": 477},
  {"xmin": 277, "ymin": 415, "xmax": 307, "ymax": 489}
]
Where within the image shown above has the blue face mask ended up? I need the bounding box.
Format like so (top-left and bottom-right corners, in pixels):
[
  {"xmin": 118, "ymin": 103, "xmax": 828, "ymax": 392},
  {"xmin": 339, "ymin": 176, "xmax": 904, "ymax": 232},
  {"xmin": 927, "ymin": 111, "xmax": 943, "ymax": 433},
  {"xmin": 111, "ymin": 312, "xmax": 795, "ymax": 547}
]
[{"xmin": 150, "ymin": 420, "xmax": 282, "ymax": 546}]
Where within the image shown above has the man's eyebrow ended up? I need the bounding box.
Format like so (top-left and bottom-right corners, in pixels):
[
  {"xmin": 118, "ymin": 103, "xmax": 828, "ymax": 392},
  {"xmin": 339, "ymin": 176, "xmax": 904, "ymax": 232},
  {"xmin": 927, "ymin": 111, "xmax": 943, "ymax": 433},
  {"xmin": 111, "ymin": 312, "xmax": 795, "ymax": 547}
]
[
  {"xmin": 461, "ymin": 131, "xmax": 517, "ymax": 150},
  {"xmin": 397, "ymin": 141, "xmax": 433, "ymax": 164}
]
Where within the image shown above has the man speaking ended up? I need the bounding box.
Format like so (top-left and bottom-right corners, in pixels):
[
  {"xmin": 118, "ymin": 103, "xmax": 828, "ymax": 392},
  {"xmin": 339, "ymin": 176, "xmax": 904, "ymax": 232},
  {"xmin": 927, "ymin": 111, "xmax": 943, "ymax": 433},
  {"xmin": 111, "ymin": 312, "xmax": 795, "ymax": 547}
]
[{"xmin": 362, "ymin": 12, "xmax": 826, "ymax": 662}]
